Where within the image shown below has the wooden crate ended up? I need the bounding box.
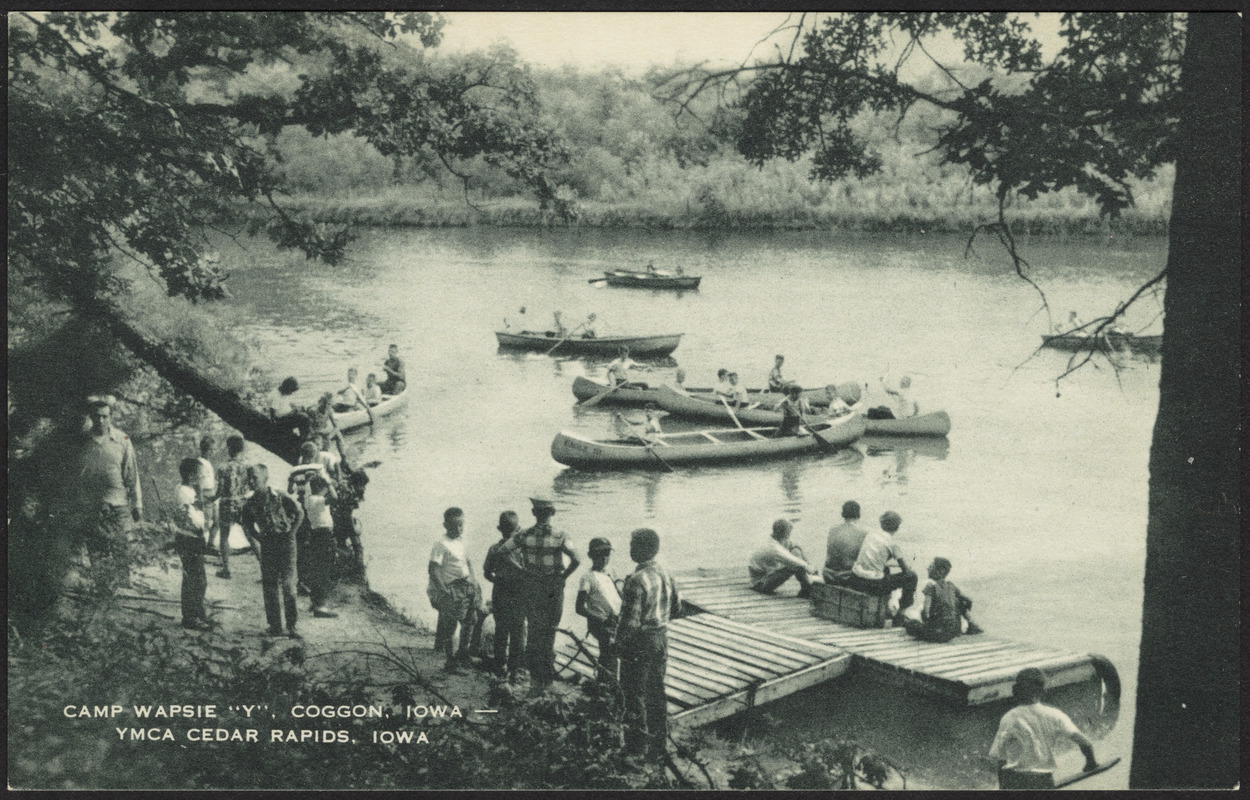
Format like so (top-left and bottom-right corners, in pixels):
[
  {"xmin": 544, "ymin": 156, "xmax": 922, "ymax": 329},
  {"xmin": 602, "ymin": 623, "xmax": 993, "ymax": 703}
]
[{"xmin": 810, "ymin": 582, "xmax": 889, "ymax": 628}]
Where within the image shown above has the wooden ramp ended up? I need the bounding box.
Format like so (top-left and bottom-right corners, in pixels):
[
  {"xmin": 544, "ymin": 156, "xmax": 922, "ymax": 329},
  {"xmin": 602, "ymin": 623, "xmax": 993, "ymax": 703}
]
[
  {"xmin": 676, "ymin": 568, "xmax": 1101, "ymax": 706},
  {"xmin": 554, "ymin": 612, "xmax": 851, "ymax": 728}
]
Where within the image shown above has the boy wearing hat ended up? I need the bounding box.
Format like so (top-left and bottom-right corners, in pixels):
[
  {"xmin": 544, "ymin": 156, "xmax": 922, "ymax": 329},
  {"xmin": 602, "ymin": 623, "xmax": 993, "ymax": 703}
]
[
  {"xmin": 501, "ymin": 495, "xmax": 580, "ymax": 691},
  {"xmin": 576, "ymin": 537, "xmax": 622, "ymax": 684},
  {"xmin": 990, "ymin": 667, "xmax": 1099, "ymax": 789}
]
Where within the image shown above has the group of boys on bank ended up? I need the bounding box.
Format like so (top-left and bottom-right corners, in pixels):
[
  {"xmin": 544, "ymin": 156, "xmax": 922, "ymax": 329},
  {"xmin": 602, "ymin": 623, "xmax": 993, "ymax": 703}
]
[
  {"xmin": 77, "ymin": 394, "xmax": 365, "ymax": 639},
  {"xmin": 427, "ymin": 498, "xmax": 679, "ymax": 762}
]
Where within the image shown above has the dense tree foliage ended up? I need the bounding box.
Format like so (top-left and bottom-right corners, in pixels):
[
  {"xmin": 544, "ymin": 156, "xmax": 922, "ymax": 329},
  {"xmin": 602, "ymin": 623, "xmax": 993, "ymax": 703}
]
[
  {"xmin": 656, "ymin": 12, "xmax": 1238, "ymax": 788},
  {"xmin": 8, "ymin": 12, "xmax": 568, "ymax": 304}
]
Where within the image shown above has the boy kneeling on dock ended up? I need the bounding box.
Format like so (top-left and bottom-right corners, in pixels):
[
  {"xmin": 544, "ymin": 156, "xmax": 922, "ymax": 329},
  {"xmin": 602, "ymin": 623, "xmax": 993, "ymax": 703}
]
[{"xmin": 903, "ymin": 557, "xmax": 982, "ymax": 643}]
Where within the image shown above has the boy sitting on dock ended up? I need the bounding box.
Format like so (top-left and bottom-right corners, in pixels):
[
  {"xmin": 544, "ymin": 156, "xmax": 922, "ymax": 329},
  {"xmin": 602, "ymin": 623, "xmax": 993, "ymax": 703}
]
[
  {"xmin": 576, "ymin": 537, "xmax": 622, "ymax": 684},
  {"xmin": 903, "ymin": 557, "xmax": 982, "ymax": 643},
  {"xmin": 748, "ymin": 519, "xmax": 821, "ymax": 599}
]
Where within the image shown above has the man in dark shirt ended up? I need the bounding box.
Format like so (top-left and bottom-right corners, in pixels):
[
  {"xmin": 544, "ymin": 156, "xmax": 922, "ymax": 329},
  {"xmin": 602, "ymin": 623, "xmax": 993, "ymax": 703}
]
[
  {"xmin": 380, "ymin": 343, "xmax": 406, "ymax": 395},
  {"xmin": 482, "ymin": 510, "xmax": 527, "ymax": 679},
  {"xmin": 618, "ymin": 527, "xmax": 681, "ymax": 763},
  {"xmin": 240, "ymin": 463, "xmax": 304, "ymax": 638}
]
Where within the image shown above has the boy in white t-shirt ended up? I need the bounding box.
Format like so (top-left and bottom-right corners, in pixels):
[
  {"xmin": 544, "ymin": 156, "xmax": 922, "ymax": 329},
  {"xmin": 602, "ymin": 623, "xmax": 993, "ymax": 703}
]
[
  {"xmin": 990, "ymin": 667, "xmax": 1099, "ymax": 789},
  {"xmin": 576, "ymin": 537, "xmax": 622, "ymax": 684},
  {"xmin": 175, "ymin": 458, "xmax": 213, "ymax": 631},
  {"xmin": 427, "ymin": 507, "xmax": 482, "ymax": 672},
  {"xmin": 302, "ymin": 475, "xmax": 339, "ymax": 619}
]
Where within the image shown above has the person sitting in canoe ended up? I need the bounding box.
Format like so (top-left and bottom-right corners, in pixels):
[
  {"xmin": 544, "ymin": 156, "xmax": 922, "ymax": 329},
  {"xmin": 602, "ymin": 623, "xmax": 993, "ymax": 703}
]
[
  {"xmin": 643, "ymin": 404, "xmax": 665, "ymax": 436},
  {"xmin": 885, "ymin": 372, "xmax": 925, "ymax": 420},
  {"xmin": 822, "ymin": 384, "xmax": 853, "ymax": 417},
  {"xmin": 726, "ymin": 372, "xmax": 749, "ymax": 408},
  {"xmin": 768, "ymin": 354, "xmax": 795, "ymax": 393},
  {"xmin": 776, "ymin": 385, "xmax": 809, "ymax": 436},
  {"xmin": 670, "ymin": 368, "xmax": 691, "ymax": 395},
  {"xmin": 645, "ymin": 262, "xmax": 657, "ymax": 274},
  {"xmin": 380, "ymin": 344, "xmax": 406, "ymax": 394},
  {"xmin": 363, "ymin": 373, "xmax": 383, "ymax": 405},
  {"xmin": 714, "ymin": 368, "xmax": 732, "ymax": 400},
  {"xmin": 607, "ymin": 346, "xmax": 639, "ymax": 387},
  {"xmin": 1056, "ymin": 310, "xmax": 1083, "ymax": 333},
  {"xmin": 334, "ymin": 367, "xmax": 375, "ymax": 424}
]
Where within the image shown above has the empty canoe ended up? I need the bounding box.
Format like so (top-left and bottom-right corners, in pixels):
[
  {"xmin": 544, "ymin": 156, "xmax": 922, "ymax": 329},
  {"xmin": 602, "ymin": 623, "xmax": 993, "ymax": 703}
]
[
  {"xmin": 331, "ymin": 388, "xmax": 410, "ymax": 433},
  {"xmin": 603, "ymin": 270, "xmax": 702, "ymax": 290},
  {"xmin": 497, "ymin": 331, "xmax": 683, "ymax": 356},
  {"xmin": 550, "ymin": 412, "xmax": 866, "ymax": 470}
]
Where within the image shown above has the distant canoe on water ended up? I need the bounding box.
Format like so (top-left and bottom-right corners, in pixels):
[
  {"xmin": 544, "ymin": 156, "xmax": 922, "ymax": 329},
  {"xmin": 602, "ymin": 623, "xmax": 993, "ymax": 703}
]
[
  {"xmin": 1041, "ymin": 331, "xmax": 1162, "ymax": 356},
  {"xmin": 550, "ymin": 412, "xmax": 866, "ymax": 470},
  {"xmin": 496, "ymin": 331, "xmax": 683, "ymax": 356},
  {"xmin": 601, "ymin": 269, "xmax": 701, "ymax": 290},
  {"xmin": 331, "ymin": 388, "xmax": 409, "ymax": 433}
]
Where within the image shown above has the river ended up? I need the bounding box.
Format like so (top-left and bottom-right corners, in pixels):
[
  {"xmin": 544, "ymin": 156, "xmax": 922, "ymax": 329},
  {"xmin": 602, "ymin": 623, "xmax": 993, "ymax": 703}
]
[{"xmin": 212, "ymin": 226, "xmax": 1166, "ymax": 788}]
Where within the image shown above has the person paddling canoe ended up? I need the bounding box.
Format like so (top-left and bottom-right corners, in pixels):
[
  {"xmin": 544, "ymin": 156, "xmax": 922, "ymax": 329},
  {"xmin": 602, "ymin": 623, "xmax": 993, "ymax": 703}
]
[{"xmin": 607, "ymin": 346, "xmax": 638, "ymax": 386}]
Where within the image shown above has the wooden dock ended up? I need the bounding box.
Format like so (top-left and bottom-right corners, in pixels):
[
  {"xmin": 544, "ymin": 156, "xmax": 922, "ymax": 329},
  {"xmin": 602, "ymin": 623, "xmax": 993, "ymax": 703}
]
[
  {"xmin": 554, "ymin": 612, "xmax": 852, "ymax": 728},
  {"xmin": 676, "ymin": 568, "xmax": 1102, "ymax": 706}
]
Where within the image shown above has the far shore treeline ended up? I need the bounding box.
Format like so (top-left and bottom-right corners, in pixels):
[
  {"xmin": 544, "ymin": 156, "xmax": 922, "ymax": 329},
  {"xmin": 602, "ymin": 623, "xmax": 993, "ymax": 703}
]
[{"xmin": 267, "ymin": 65, "xmax": 1172, "ymax": 236}]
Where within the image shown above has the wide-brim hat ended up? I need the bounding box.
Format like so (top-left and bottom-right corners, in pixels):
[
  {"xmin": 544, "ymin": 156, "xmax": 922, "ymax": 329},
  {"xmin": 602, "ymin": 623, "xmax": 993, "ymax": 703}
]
[{"xmin": 530, "ymin": 494, "xmax": 556, "ymax": 511}]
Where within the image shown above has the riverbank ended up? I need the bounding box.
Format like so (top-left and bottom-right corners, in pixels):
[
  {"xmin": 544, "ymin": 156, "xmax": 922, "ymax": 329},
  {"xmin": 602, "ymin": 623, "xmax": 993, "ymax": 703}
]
[{"xmin": 277, "ymin": 188, "xmax": 1170, "ymax": 237}]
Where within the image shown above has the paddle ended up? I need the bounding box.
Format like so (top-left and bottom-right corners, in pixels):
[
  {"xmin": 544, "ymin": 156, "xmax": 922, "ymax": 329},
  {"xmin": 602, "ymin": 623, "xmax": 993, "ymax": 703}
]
[
  {"xmin": 719, "ymin": 395, "xmax": 745, "ymax": 430},
  {"xmin": 543, "ymin": 313, "xmax": 596, "ymax": 356},
  {"xmin": 1053, "ymin": 757, "xmax": 1121, "ymax": 789},
  {"xmin": 579, "ymin": 381, "xmax": 622, "ymax": 408},
  {"xmin": 614, "ymin": 413, "xmax": 675, "ymax": 472},
  {"xmin": 800, "ymin": 410, "xmax": 838, "ymax": 452},
  {"xmin": 587, "ymin": 276, "xmax": 608, "ymax": 284}
]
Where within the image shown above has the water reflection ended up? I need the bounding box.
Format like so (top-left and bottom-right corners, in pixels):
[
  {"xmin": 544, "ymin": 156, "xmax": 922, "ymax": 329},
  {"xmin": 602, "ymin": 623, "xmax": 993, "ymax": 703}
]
[{"xmin": 862, "ymin": 436, "xmax": 950, "ymax": 486}]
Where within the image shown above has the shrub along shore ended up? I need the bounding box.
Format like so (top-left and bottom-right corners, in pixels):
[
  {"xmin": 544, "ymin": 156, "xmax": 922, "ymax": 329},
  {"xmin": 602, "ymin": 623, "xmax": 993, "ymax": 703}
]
[{"xmin": 280, "ymin": 189, "xmax": 1170, "ymax": 238}]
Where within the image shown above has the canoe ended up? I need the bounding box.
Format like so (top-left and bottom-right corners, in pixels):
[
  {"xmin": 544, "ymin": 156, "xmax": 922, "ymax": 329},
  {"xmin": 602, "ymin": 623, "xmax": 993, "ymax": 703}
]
[
  {"xmin": 862, "ymin": 410, "xmax": 951, "ymax": 437},
  {"xmin": 497, "ymin": 331, "xmax": 682, "ymax": 356},
  {"xmin": 331, "ymin": 388, "xmax": 409, "ymax": 433},
  {"xmin": 1041, "ymin": 331, "xmax": 1162, "ymax": 355},
  {"xmin": 550, "ymin": 412, "xmax": 866, "ymax": 470},
  {"xmin": 603, "ymin": 269, "xmax": 702, "ymax": 290},
  {"xmin": 571, "ymin": 376, "xmax": 836, "ymax": 409},
  {"xmin": 655, "ymin": 385, "xmax": 951, "ymax": 437}
]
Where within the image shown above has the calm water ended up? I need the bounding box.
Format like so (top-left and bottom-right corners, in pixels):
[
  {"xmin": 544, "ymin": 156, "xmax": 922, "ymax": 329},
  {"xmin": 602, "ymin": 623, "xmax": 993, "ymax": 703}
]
[{"xmin": 212, "ymin": 227, "xmax": 1166, "ymax": 788}]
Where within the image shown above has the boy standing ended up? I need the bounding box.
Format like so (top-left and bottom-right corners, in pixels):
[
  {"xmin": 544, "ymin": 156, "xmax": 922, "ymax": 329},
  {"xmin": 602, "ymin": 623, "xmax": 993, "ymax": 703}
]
[
  {"xmin": 990, "ymin": 667, "xmax": 1099, "ymax": 789},
  {"xmin": 576, "ymin": 537, "xmax": 622, "ymax": 684},
  {"xmin": 428, "ymin": 507, "xmax": 481, "ymax": 671},
  {"xmin": 174, "ymin": 457, "xmax": 213, "ymax": 631},
  {"xmin": 214, "ymin": 434, "xmax": 251, "ymax": 578},
  {"xmin": 482, "ymin": 511, "xmax": 526, "ymax": 678},
  {"xmin": 241, "ymin": 464, "xmax": 305, "ymax": 638},
  {"xmin": 302, "ymin": 474, "xmax": 339, "ymax": 619},
  {"xmin": 903, "ymin": 557, "xmax": 980, "ymax": 643}
]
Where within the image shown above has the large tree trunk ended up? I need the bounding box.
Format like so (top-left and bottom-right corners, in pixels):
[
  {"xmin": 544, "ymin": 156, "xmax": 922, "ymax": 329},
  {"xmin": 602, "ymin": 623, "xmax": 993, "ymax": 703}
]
[
  {"xmin": 1130, "ymin": 13, "xmax": 1240, "ymax": 789},
  {"xmin": 88, "ymin": 300, "xmax": 303, "ymax": 465}
]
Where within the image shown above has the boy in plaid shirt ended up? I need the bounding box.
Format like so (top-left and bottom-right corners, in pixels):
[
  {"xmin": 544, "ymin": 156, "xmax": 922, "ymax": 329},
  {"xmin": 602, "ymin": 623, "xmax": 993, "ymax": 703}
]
[{"xmin": 502, "ymin": 495, "xmax": 580, "ymax": 691}]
